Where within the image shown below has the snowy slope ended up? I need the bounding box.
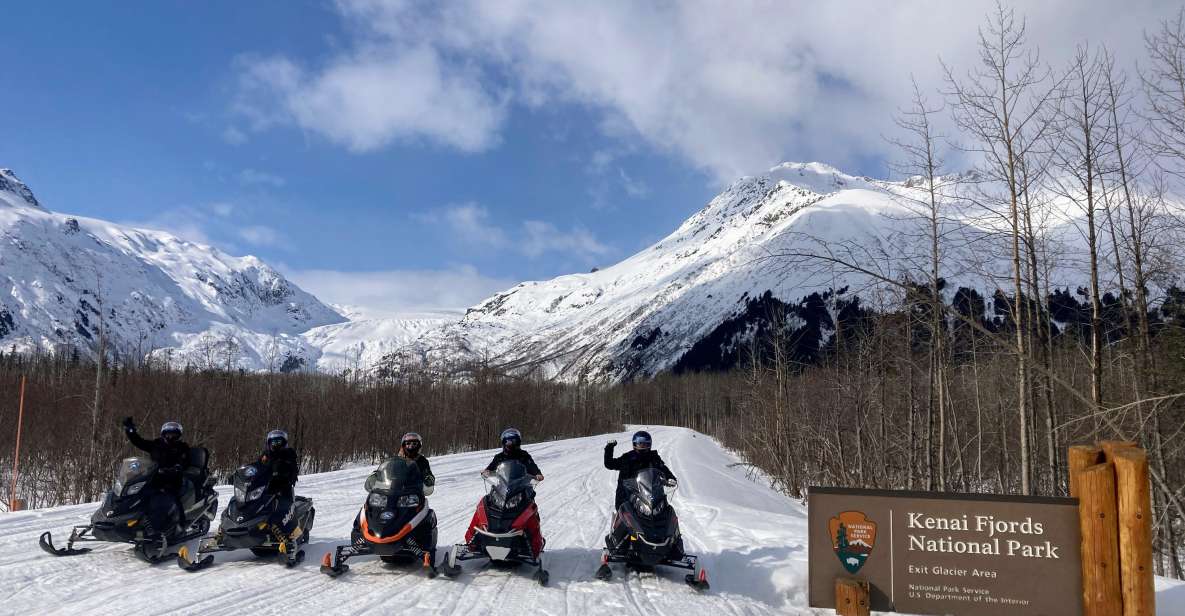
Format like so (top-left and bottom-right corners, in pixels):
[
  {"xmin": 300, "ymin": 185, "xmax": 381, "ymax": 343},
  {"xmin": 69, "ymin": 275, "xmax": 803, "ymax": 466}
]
[
  {"xmin": 2, "ymin": 427, "xmax": 1183, "ymax": 615},
  {"xmin": 0, "ymin": 169, "xmax": 344, "ymax": 369},
  {"xmin": 300, "ymin": 311, "xmax": 461, "ymax": 372},
  {"xmin": 3, "ymin": 427, "xmax": 805, "ymax": 615},
  {"xmin": 390, "ymin": 162, "xmax": 1124, "ymax": 381}
]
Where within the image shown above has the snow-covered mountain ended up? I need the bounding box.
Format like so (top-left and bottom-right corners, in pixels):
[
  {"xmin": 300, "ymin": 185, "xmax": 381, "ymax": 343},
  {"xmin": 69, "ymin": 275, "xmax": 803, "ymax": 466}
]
[
  {"xmin": 381, "ymin": 162, "xmax": 1117, "ymax": 381},
  {"xmin": 5, "ymin": 162, "xmax": 1172, "ymax": 380},
  {"xmin": 0, "ymin": 169, "xmax": 344, "ymax": 369}
]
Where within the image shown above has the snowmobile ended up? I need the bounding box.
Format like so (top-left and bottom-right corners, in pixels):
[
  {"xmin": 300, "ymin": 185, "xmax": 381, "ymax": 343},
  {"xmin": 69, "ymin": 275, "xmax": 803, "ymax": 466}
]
[
  {"xmin": 177, "ymin": 460, "xmax": 315, "ymax": 571},
  {"xmin": 39, "ymin": 448, "xmax": 219, "ymax": 563},
  {"xmin": 441, "ymin": 460, "xmax": 549, "ymax": 585},
  {"xmin": 595, "ymin": 468, "xmax": 709, "ymax": 591},
  {"xmin": 320, "ymin": 457, "xmax": 438, "ymax": 578}
]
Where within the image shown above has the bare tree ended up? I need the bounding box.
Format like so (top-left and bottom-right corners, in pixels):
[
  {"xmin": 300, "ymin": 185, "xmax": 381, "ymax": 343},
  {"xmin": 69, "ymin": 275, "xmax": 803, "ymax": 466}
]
[
  {"xmin": 1142, "ymin": 8, "xmax": 1185, "ymax": 179},
  {"xmin": 888, "ymin": 78, "xmax": 956, "ymax": 490},
  {"xmin": 1047, "ymin": 45, "xmax": 1110, "ymax": 414},
  {"xmin": 942, "ymin": 4, "xmax": 1062, "ymax": 494}
]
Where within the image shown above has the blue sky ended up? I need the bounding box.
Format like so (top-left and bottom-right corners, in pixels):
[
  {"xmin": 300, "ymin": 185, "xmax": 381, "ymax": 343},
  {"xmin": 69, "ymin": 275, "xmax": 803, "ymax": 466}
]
[{"xmin": 1, "ymin": 1, "xmax": 1175, "ymax": 316}]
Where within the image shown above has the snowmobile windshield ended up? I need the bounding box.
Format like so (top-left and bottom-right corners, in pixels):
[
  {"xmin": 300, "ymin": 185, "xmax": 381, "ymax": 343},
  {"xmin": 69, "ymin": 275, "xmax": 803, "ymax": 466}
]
[
  {"xmin": 232, "ymin": 462, "xmax": 272, "ymax": 503},
  {"xmin": 626, "ymin": 468, "xmax": 667, "ymax": 514},
  {"xmin": 486, "ymin": 460, "xmax": 534, "ymax": 510},
  {"xmin": 366, "ymin": 458, "xmax": 423, "ymax": 496},
  {"xmin": 112, "ymin": 457, "xmax": 157, "ymax": 497}
]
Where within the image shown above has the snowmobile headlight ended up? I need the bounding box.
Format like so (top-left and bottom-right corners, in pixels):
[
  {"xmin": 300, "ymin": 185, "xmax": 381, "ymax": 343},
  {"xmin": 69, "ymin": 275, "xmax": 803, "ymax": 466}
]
[
  {"xmin": 634, "ymin": 496, "xmax": 653, "ymax": 516},
  {"xmin": 125, "ymin": 481, "xmax": 146, "ymax": 496},
  {"xmin": 247, "ymin": 486, "xmax": 266, "ymax": 502},
  {"xmin": 396, "ymin": 494, "xmax": 421, "ymax": 508},
  {"xmin": 380, "ymin": 510, "xmax": 396, "ymax": 522},
  {"xmin": 504, "ymin": 493, "xmax": 523, "ymax": 509},
  {"xmin": 368, "ymin": 492, "xmax": 387, "ymax": 508}
]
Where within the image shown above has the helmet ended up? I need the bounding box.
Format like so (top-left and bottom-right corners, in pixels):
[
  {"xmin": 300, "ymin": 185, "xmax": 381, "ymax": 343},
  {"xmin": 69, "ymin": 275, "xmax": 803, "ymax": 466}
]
[
  {"xmin": 632, "ymin": 430, "xmax": 652, "ymax": 449},
  {"xmin": 266, "ymin": 429, "xmax": 289, "ymax": 452},
  {"xmin": 160, "ymin": 421, "xmax": 183, "ymax": 442},
  {"xmin": 500, "ymin": 427, "xmax": 522, "ymax": 451},
  {"xmin": 401, "ymin": 432, "xmax": 422, "ymax": 455}
]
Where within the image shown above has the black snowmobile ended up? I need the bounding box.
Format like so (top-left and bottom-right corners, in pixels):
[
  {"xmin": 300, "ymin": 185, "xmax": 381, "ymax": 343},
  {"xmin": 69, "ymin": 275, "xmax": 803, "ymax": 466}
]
[
  {"xmin": 441, "ymin": 460, "xmax": 549, "ymax": 586},
  {"xmin": 177, "ymin": 460, "xmax": 315, "ymax": 571},
  {"xmin": 595, "ymin": 468, "xmax": 709, "ymax": 591},
  {"xmin": 320, "ymin": 457, "xmax": 438, "ymax": 577},
  {"xmin": 39, "ymin": 448, "xmax": 219, "ymax": 563}
]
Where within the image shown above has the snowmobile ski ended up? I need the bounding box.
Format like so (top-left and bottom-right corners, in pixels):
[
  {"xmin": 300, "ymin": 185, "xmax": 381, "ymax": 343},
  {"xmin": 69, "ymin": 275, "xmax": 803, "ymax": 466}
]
[{"xmin": 38, "ymin": 529, "xmax": 92, "ymax": 557}]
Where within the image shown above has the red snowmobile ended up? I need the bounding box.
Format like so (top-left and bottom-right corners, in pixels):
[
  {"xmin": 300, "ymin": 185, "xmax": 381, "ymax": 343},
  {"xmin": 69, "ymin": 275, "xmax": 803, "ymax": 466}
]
[{"xmin": 441, "ymin": 460, "xmax": 549, "ymax": 585}]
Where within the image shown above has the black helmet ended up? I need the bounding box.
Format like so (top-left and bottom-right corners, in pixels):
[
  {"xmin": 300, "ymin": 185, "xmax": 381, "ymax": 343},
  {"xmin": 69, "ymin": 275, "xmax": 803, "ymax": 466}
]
[
  {"xmin": 501, "ymin": 427, "xmax": 522, "ymax": 451},
  {"xmin": 401, "ymin": 432, "xmax": 422, "ymax": 455},
  {"xmin": 632, "ymin": 430, "xmax": 652, "ymax": 449},
  {"xmin": 266, "ymin": 429, "xmax": 288, "ymax": 452},
  {"xmin": 160, "ymin": 421, "xmax": 183, "ymax": 442}
]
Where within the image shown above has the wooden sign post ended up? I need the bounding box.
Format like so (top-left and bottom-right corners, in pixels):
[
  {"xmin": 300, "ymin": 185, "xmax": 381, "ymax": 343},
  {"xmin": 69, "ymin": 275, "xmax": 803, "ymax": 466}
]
[
  {"xmin": 1069, "ymin": 441, "xmax": 1155, "ymax": 616},
  {"xmin": 835, "ymin": 577, "xmax": 870, "ymax": 616}
]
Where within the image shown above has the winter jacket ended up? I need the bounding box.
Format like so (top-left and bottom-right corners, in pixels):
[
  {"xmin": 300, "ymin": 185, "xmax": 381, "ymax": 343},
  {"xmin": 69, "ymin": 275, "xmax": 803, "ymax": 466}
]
[
  {"xmin": 125, "ymin": 430, "xmax": 191, "ymax": 491},
  {"xmin": 259, "ymin": 446, "xmax": 299, "ymax": 495},
  {"xmin": 399, "ymin": 450, "xmax": 435, "ymax": 487},
  {"xmin": 484, "ymin": 449, "xmax": 542, "ymax": 477},
  {"xmin": 604, "ymin": 444, "xmax": 676, "ymax": 483},
  {"xmin": 604, "ymin": 444, "xmax": 676, "ymax": 508}
]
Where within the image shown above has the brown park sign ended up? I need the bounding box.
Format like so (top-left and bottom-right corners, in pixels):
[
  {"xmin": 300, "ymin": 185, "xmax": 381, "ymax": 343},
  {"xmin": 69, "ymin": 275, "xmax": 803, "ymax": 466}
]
[{"xmin": 809, "ymin": 487, "xmax": 1082, "ymax": 615}]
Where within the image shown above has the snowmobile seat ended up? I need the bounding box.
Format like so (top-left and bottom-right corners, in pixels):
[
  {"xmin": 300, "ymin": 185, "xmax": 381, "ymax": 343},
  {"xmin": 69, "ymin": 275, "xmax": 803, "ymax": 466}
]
[{"xmin": 183, "ymin": 447, "xmax": 213, "ymax": 493}]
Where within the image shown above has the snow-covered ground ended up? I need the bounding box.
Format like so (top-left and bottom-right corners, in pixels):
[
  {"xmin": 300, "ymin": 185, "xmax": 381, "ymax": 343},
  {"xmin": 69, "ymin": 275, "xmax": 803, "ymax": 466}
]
[{"xmin": 2, "ymin": 427, "xmax": 1183, "ymax": 615}]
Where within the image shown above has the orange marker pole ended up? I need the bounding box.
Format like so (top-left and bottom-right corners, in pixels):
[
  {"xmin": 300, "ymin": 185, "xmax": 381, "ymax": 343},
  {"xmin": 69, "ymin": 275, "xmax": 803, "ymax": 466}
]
[{"xmin": 9, "ymin": 375, "xmax": 26, "ymax": 510}]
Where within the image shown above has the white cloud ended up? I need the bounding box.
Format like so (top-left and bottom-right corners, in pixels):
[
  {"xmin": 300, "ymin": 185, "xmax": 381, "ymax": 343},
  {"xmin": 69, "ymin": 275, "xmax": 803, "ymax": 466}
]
[
  {"xmin": 237, "ymin": 225, "xmax": 288, "ymax": 248},
  {"xmin": 618, "ymin": 168, "xmax": 648, "ymax": 198},
  {"xmin": 285, "ymin": 265, "xmax": 514, "ymax": 316},
  {"xmin": 416, "ymin": 202, "xmax": 612, "ymax": 261},
  {"xmin": 210, "ymin": 202, "xmax": 235, "ymax": 217},
  {"xmin": 415, "ymin": 202, "xmax": 509, "ymax": 247},
  {"xmin": 232, "ymin": 0, "xmax": 1181, "ymax": 181},
  {"xmin": 520, "ymin": 220, "xmax": 611, "ymax": 261},
  {"xmin": 238, "ymin": 168, "xmax": 286, "ymax": 187},
  {"xmin": 234, "ymin": 45, "xmax": 506, "ymax": 153},
  {"xmin": 221, "ymin": 126, "xmax": 248, "ymax": 145}
]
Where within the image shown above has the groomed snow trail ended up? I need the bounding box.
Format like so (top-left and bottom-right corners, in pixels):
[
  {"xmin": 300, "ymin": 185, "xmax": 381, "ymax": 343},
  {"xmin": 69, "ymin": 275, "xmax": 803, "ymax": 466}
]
[
  {"xmin": 2, "ymin": 426, "xmax": 1183, "ymax": 615},
  {"xmin": 0, "ymin": 427, "xmax": 808, "ymax": 615}
]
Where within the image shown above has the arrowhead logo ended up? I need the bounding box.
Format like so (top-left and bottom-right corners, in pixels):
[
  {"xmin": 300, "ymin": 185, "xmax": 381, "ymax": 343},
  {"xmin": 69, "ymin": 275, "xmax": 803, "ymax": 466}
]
[{"xmin": 829, "ymin": 511, "xmax": 877, "ymax": 574}]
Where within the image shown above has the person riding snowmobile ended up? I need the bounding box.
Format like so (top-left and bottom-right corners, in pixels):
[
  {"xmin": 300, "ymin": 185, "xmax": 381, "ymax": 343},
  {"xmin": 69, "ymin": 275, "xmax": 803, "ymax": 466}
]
[
  {"xmin": 482, "ymin": 427, "xmax": 544, "ymax": 481},
  {"xmin": 257, "ymin": 429, "xmax": 300, "ymax": 546},
  {"xmin": 398, "ymin": 432, "xmax": 434, "ymax": 487},
  {"xmin": 121, "ymin": 417, "xmax": 192, "ymax": 535},
  {"xmin": 472, "ymin": 427, "xmax": 544, "ymax": 557},
  {"xmin": 604, "ymin": 430, "xmax": 676, "ymax": 510}
]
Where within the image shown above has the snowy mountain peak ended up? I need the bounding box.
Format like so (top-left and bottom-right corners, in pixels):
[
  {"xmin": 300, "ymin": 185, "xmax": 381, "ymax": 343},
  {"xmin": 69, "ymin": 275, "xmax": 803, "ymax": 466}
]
[
  {"xmin": 0, "ymin": 168, "xmax": 43, "ymax": 210},
  {"xmin": 767, "ymin": 161, "xmax": 869, "ymax": 193}
]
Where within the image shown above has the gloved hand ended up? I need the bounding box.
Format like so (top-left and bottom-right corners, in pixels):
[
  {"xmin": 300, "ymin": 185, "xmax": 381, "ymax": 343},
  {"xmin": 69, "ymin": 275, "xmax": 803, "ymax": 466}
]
[
  {"xmin": 481, "ymin": 470, "xmax": 492, "ymax": 478},
  {"xmin": 605, "ymin": 440, "xmax": 617, "ymax": 448},
  {"xmin": 665, "ymin": 477, "xmax": 678, "ymax": 488},
  {"xmin": 535, "ymin": 475, "xmax": 544, "ymax": 482},
  {"xmin": 122, "ymin": 416, "xmax": 136, "ymax": 433}
]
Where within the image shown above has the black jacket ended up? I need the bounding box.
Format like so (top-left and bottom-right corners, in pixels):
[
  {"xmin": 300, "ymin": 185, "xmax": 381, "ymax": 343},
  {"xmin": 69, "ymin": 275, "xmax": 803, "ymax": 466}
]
[
  {"xmin": 125, "ymin": 430, "xmax": 191, "ymax": 492},
  {"xmin": 400, "ymin": 451, "xmax": 435, "ymax": 486},
  {"xmin": 604, "ymin": 444, "xmax": 676, "ymax": 484},
  {"xmin": 485, "ymin": 449, "xmax": 542, "ymax": 476},
  {"xmin": 259, "ymin": 446, "xmax": 299, "ymax": 493},
  {"xmin": 126, "ymin": 430, "xmax": 192, "ymax": 471}
]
